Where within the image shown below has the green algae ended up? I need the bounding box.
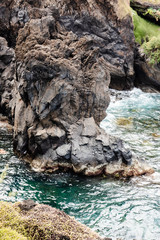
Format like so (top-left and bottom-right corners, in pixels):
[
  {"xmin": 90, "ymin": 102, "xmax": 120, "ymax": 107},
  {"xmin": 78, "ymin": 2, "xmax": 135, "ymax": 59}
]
[
  {"xmin": 143, "ymin": 7, "xmax": 160, "ymax": 21},
  {"xmin": 0, "ymin": 202, "xmax": 28, "ymax": 239}
]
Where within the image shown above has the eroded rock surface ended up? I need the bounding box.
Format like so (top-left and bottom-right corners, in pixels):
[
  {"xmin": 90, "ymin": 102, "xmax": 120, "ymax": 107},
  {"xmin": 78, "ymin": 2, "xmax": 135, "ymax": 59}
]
[
  {"xmin": 0, "ymin": 0, "xmax": 154, "ymax": 177},
  {"xmin": 0, "ymin": 37, "xmax": 15, "ymax": 119}
]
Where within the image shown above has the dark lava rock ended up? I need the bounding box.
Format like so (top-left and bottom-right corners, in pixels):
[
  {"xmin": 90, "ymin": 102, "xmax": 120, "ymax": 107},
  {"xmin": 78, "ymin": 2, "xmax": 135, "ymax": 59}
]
[
  {"xmin": 0, "ymin": 37, "xmax": 15, "ymax": 119},
  {"xmin": 0, "ymin": 0, "xmax": 154, "ymax": 177},
  {"xmin": 134, "ymin": 46, "xmax": 160, "ymax": 92}
]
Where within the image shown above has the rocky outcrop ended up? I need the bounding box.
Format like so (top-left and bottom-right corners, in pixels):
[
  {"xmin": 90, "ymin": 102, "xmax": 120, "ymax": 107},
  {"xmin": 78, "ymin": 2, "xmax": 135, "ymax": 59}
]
[
  {"xmin": 29, "ymin": 117, "xmax": 154, "ymax": 177},
  {"xmin": 0, "ymin": 0, "xmax": 154, "ymax": 177},
  {"xmin": 0, "ymin": 0, "xmax": 136, "ymax": 89},
  {"xmin": 134, "ymin": 45, "xmax": 160, "ymax": 92},
  {"xmin": 0, "ymin": 200, "xmax": 104, "ymax": 240},
  {"xmin": 134, "ymin": 49, "xmax": 160, "ymax": 92}
]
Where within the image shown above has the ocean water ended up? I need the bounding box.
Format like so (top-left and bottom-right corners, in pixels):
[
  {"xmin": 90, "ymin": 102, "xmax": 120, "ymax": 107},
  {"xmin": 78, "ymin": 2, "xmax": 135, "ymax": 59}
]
[{"xmin": 0, "ymin": 88, "xmax": 160, "ymax": 240}]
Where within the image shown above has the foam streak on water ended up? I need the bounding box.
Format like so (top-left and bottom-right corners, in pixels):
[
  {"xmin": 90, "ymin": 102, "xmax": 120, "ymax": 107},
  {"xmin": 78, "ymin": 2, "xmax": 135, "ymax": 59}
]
[{"xmin": 1, "ymin": 88, "xmax": 160, "ymax": 240}]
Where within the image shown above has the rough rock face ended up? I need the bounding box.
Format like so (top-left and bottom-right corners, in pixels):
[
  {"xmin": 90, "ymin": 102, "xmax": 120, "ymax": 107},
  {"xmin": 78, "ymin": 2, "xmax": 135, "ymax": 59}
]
[
  {"xmin": 0, "ymin": 0, "xmax": 135, "ymax": 88},
  {"xmin": 0, "ymin": 37, "xmax": 15, "ymax": 119},
  {"xmin": 0, "ymin": 0, "xmax": 154, "ymax": 177},
  {"xmin": 134, "ymin": 46, "xmax": 160, "ymax": 92}
]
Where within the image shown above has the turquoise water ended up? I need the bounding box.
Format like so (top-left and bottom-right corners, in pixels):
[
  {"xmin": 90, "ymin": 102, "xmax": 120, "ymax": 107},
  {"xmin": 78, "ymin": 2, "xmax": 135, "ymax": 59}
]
[{"xmin": 1, "ymin": 88, "xmax": 160, "ymax": 240}]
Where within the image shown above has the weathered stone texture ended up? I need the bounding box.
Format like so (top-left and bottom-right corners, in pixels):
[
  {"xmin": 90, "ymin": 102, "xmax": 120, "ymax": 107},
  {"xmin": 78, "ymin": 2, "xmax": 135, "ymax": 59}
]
[
  {"xmin": 0, "ymin": 37, "xmax": 15, "ymax": 119},
  {"xmin": 0, "ymin": 0, "xmax": 154, "ymax": 177}
]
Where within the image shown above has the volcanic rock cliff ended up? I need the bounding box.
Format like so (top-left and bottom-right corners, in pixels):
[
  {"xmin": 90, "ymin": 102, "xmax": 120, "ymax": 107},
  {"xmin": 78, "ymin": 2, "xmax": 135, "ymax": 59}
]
[{"xmin": 0, "ymin": 0, "xmax": 154, "ymax": 177}]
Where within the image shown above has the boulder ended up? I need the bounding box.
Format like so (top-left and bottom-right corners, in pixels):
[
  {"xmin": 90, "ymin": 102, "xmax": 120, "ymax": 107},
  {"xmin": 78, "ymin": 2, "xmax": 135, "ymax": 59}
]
[{"xmin": 30, "ymin": 117, "xmax": 154, "ymax": 177}]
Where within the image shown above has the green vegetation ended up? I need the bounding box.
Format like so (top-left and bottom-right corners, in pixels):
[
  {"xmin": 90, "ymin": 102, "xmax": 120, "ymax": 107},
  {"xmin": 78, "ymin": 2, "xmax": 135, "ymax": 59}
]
[
  {"xmin": 0, "ymin": 202, "xmax": 28, "ymax": 239},
  {"xmin": 143, "ymin": 7, "xmax": 160, "ymax": 21},
  {"xmin": 132, "ymin": 9, "xmax": 160, "ymax": 44},
  {"xmin": 0, "ymin": 228, "xmax": 27, "ymax": 240},
  {"xmin": 132, "ymin": 9, "xmax": 160, "ymax": 64},
  {"xmin": 0, "ymin": 201, "xmax": 56, "ymax": 240},
  {"xmin": 0, "ymin": 201, "xmax": 100, "ymax": 240},
  {"xmin": 143, "ymin": 37, "xmax": 160, "ymax": 64}
]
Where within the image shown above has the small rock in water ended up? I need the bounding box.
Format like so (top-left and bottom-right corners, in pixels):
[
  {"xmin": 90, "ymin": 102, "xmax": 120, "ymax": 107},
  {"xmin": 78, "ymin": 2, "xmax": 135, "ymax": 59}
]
[
  {"xmin": 0, "ymin": 149, "xmax": 8, "ymax": 154},
  {"xmin": 152, "ymin": 133, "xmax": 160, "ymax": 138},
  {"xmin": 116, "ymin": 117, "xmax": 133, "ymax": 126}
]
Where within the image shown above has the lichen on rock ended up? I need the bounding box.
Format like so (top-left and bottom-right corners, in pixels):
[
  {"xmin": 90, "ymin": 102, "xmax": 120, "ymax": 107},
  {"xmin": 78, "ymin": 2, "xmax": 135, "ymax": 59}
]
[{"xmin": 0, "ymin": 200, "xmax": 103, "ymax": 240}]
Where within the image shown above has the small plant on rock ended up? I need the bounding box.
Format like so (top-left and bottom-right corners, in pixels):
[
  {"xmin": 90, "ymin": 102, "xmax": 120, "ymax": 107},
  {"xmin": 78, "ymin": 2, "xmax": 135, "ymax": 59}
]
[{"xmin": 143, "ymin": 36, "xmax": 160, "ymax": 64}]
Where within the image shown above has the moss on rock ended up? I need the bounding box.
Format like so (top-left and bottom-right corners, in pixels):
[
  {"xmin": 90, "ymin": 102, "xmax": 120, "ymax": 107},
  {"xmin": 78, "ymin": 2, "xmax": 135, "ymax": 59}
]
[
  {"xmin": 132, "ymin": 9, "xmax": 160, "ymax": 44},
  {"xmin": 0, "ymin": 228, "xmax": 27, "ymax": 240},
  {"xmin": 0, "ymin": 201, "xmax": 102, "ymax": 240},
  {"xmin": 0, "ymin": 202, "xmax": 28, "ymax": 239}
]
